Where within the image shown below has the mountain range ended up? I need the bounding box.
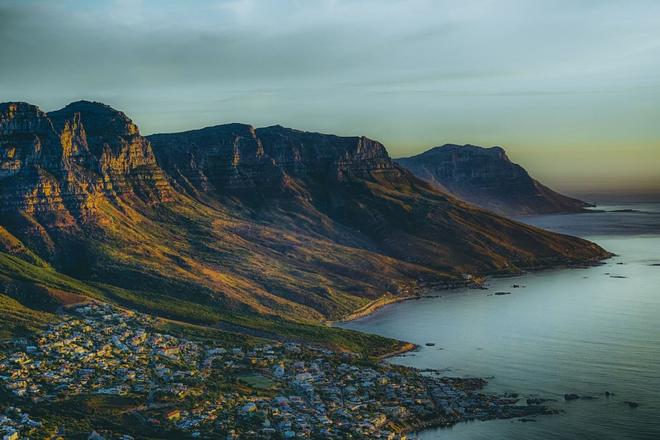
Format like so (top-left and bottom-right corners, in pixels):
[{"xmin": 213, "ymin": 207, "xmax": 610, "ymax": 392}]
[
  {"xmin": 396, "ymin": 144, "xmax": 591, "ymax": 216},
  {"xmin": 0, "ymin": 101, "xmax": 609, "ymax": 353}
]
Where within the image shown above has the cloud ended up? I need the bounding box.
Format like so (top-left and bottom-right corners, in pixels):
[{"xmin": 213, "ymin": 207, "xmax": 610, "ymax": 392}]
[{"xmin": 3, "ymin": 0, "xmax": 659, "ymax": 95}]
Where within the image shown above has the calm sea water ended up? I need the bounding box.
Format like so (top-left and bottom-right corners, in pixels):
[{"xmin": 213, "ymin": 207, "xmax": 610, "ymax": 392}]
[{"xmin": 342, "ymin": 203, "xmax": 660, "ymax": 440}]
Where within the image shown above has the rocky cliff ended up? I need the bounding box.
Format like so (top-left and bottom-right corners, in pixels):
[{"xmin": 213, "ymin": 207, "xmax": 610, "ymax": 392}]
[
  {"xmin": 0, "ymin": 101, "xmax": 172, "ymax": 223},
  {"xmin": 396, "ymin": 144, "xmax": 590, "ymax": 216},
  {"xmin": 147, "ymin": 124, "xmax": 393, "ymax": 198},
  {"xmin": 48, "ymin": 101, "xmax": 173, "ymax": 204}
]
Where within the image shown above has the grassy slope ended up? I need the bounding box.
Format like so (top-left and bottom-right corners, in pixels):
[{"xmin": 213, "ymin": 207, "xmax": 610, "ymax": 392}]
[
  {"xmin": 0, "ymin": 250, "xmax": 403, "ymax": 356},
  {"xmin": 54, "ymin": 192, "xmax": 438, "ymax": 323},
  {"xmin": 0, "ymin": 292, "xmax": 52, "ymax": 339}
]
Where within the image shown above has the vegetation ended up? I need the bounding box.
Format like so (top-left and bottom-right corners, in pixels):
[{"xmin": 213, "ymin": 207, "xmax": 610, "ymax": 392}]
[
  {"xmin": 0, "ymin": 248, "xmax": 406, "ymax": 357},
  {"xmin": 0, "ymin": 292, "xmax": 52, "ymax": 339}
]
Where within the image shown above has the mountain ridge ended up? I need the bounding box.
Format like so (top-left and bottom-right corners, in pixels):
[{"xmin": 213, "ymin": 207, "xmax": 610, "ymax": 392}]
[{"xmin": 0, "ymin": 100, "xmax": 610, "ymax": 352}]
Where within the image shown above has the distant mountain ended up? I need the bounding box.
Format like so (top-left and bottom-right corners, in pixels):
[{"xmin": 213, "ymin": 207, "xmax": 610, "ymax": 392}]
[
  {"xmin": 396, "ymin": 144, "xmax": 591, "ymax": 216},
  {"xmin": 0, "ymin": 101, "xmax": 608, "ymax": 352}
]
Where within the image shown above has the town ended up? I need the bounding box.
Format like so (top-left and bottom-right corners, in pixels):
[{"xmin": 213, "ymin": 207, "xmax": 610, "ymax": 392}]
[{"xmin": 0, "ymin": 303, "xmax": 555, "ymax": 439}]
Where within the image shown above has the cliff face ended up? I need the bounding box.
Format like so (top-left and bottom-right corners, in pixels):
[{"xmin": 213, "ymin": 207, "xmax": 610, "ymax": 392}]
[
  {"xmin": 0, "ymin": 101, "xmax": 610, "ymax": 334},
  {"xmin": 0, "ymin": 101, "xmax": 172, "ymax": 223},
  {"xmin": 148, "ymin": 123, "xmax": 282, "ymax": 194},
  {"xmin": 147, "ymin": 124, "xmax": 393, "ymax": 198},
  {"xmin": 255, "ymin": 125, "xmax": 393, "ymax": 179},
  {"xmin": 1, "ymin": 102, "xmax": 88, "ymax": 221},
  {"xmin": 48, "ymin": 101, "xmax": 173, "ymax": 204},
  {"xmin": 396, "ymin": 144, "xmax": 590, "ymax": 216}
]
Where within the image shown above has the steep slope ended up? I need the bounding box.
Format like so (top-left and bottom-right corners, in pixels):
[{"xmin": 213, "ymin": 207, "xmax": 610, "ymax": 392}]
[
  {"xmin": 0, "ymin": 102, "xmax": 172, "ymax": 217},
  {"xmin": 396, "ymin": 144, "xmax": 590, "ymax": 216},
  {"xmin": 150, "ymin": 124, "xmax": 608, "ymax": 275},
  {"xmin": 1, "ymin": 101, "xmax": 609, "ymax": 352}
]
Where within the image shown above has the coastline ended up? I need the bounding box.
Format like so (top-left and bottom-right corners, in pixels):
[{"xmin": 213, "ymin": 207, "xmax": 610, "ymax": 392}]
[
  {"xmin": 332, "ymin": 278, "xmax": 483, "ymax": 325},
  {"xmin": 332, "ymin": 256, "xmax": 612, "ymax": 364},
  {"xmin": 334, "ymin": 256, "xmax": 611, "ymax": 326},
  {"xmin": 330, "ymin": 229, "xmax": 650, "ymax": 438},
  {"xmin": 330, "ymin": 281, "xmax": 477, "ymax": 361},
  {"xmin": 377, "ymin": 341, "xmax": 419, "ymax": 360},
  {"xmin": 334, "ymin": 264, "xmax": 603, "ymax": 437},
  {"xmin": 333, "ymin": 294, "xmax": 420, "ymax": 323}
]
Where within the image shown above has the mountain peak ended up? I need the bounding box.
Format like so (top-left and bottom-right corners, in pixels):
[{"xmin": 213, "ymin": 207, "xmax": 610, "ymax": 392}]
[
  {"xmin": 151, "ymin": 122, "xmax": 258, "ymax": 139},
  {"xmin": 397, "ymin": 143, "xmax": 588, "ymax": 216},
  {"xmin": 0, "ymin": 102, "xmax": 55, "ymax": 136},
  {"xmin": 0, "ymin": 100, "xmax": 173, "ymax": 217},
  {"xmin": 415, "ymin": 144, "xmax": 509, "ymax": 161},
  {"xmin": 255, "ymin": 125, "xmax": 391, "ymax": 163},
  {"xmin": 48, "ymin": 101, "xmax": 139, "ymax": 137}
]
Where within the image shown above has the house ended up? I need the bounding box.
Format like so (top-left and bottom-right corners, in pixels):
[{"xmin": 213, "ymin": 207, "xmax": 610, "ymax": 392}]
[
  {"xmin": 166, "ymin": 409, "xmax": 181, "ymax": 421},
  {"xmin": 239, "ymin": 402, "xmax": 257, "ymax": 414},
  {"xmin": 273, "ymin": 365, "xmax": 285, "ymax": 378}
]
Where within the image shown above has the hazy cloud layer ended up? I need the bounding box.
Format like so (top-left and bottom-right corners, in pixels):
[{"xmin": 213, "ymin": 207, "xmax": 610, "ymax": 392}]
[{"xmin": 2, "ymin": 0, "xmax": 659, "ymax": 194}]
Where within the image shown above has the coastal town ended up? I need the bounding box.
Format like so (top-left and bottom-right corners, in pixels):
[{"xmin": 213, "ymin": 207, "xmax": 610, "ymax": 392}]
[
  {"xmin": 0, "ymin": 406, "xmax": 42, "ymax": 440},
  {"xmin": 0, "ymin": 303, "xmax": 555, "ymax": 439}
]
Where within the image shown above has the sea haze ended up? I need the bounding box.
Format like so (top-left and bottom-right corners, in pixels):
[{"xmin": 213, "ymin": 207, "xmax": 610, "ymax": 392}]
[{"xmin": 341, "ymin": 203, "xmax": 660, "ymax": 440}]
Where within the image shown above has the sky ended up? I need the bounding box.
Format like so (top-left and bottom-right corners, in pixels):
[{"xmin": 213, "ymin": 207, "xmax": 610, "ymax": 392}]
[{"xmin": 1, "ymin": 0, "xmax": 659, "ymax": 198}]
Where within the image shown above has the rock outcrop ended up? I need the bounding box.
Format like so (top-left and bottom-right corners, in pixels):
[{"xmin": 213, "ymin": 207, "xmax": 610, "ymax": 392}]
[
  {"xmin": 396, "ymin": 144, "xmax": 590, "ymax": 216},
  {"xmin": 255, "ymin": 125, "xmax": 393, "ymax": 179}
]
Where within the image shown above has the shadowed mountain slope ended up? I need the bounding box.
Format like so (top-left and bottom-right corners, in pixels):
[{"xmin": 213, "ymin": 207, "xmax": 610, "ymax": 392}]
[
  {"xmin": 396, "ymin": 144, "xmax": 590, "ymax": 216},
  {"xmin": 0, "ymin": 101, "xmax": 609, "ymax": 352}
]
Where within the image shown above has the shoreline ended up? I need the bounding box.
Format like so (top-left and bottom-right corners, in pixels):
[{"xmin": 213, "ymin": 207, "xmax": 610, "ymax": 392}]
[
  {"xmin": 377, "ymin": 341, "xmax": 419, "ymax": 360},
  {"xmin": 332, "ymin": 294, "xmax": 420, "ymax": 323},
  {"xmin": 334, "ymin": 257, "xmax": 611, "ymax": 327},
  {"xmin": 330, "ymin": 280, "xmax": 477, "ymax": 361},
  {"xmin": 331, "ymin": 278, "xmax": 484, "ymax": 325},
  {"xmin": 331, "ymin": 282, "xmax": 478, "ymax": 328}
]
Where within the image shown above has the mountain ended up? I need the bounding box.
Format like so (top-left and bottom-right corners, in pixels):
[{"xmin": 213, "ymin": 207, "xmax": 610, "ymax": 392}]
[
  {"xmin": 396, "ymin": 144, "xmax": 591, "ymax": 216},
  {"xmin": 0, "ymin": 101, "xmax": 609, "ymax": 353}
]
